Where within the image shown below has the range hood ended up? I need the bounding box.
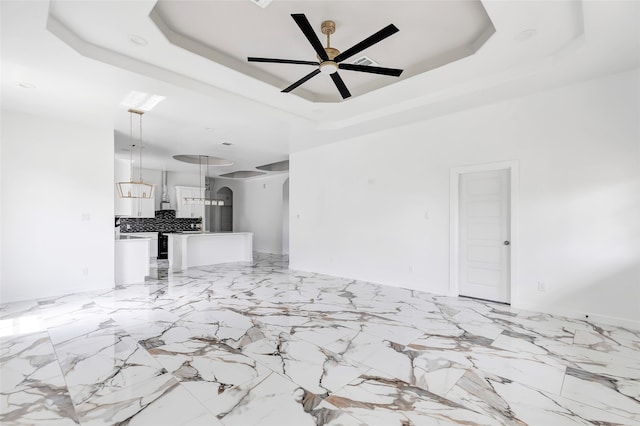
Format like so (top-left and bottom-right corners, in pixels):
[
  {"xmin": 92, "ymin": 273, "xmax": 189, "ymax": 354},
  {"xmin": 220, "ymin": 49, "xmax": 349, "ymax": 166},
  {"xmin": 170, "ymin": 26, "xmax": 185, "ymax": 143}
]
[{"xmin": 160, "ymin": 170, "xmax": 171, "ymax": 209}]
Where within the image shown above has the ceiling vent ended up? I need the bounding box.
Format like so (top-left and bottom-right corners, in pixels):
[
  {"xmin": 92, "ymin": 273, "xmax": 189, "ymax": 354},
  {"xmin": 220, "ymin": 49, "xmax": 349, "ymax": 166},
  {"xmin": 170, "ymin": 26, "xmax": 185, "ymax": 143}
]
[
  {"xmin": 351, "ymin": 56, "xmax": 379, "ymax": 67},
  {"xmin": 249, "ymin": 0, "xmax": 272, "ymax": 8}
]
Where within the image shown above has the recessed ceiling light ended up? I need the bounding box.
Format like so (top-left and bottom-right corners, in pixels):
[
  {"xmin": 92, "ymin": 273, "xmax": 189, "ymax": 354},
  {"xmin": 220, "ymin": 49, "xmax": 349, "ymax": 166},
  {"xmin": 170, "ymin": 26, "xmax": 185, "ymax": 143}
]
[
  {"xmin": 16, "ymin": 81, "xmax": 36, "ymax": 89},
  {"xmin": 206, "ymin": 127, "xmax": 215, "ymax": 131},
  {"xmin": 129, "ymin": 34, "xmax": 148, "ymax": 46},
  {"xmin": 515, "ymin": 29, "xmax": 537, "ymax": 42}
]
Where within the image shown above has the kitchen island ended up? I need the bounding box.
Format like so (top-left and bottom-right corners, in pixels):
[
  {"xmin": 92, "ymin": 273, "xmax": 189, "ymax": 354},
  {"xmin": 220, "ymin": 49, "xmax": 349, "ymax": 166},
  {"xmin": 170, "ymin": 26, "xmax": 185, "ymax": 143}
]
[
  {"xmin": 168, "ymin": 232, "xmax": 253, "ymax": 272},
  {"xmin": 115, "ymin": 235, "xmax": 151, "ymax": 285}
]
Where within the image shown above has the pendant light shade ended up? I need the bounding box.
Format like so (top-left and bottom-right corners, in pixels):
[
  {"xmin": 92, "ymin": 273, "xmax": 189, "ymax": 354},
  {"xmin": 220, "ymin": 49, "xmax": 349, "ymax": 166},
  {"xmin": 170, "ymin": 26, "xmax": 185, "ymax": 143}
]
[
  {"xmin": 116, "ymin": 181, "xmax": 155, "ymax": 199},
  {"xmin": 117, "ymin": 109, "xmax": 155, "ymax": 199}
]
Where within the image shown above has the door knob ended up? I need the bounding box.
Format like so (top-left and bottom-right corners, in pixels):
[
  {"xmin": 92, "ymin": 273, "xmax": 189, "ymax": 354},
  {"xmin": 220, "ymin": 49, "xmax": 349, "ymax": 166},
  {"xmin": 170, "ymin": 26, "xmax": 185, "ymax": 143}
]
[{"xmin": 504, "ymin": 241, "xmax": 510, "ymax": 246}]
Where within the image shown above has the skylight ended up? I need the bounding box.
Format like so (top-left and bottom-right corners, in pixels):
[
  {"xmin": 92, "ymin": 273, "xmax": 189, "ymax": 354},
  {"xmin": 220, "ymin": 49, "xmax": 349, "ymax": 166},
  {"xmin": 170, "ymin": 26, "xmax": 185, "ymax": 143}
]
[{"xmin": 120, "ymin": 91, "xmax": 165, "ymax": 112}]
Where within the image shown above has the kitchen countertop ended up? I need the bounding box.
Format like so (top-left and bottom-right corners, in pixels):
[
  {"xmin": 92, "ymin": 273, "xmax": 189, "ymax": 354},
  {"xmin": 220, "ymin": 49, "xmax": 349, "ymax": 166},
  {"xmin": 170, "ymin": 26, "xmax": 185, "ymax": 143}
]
[
  {"xmin": 116, "ymin": 235, "xmax": 152, "ymax": 241},
  {"xmin": 167, "ymin": 231, "xmax": 251, "ymax": 236}
]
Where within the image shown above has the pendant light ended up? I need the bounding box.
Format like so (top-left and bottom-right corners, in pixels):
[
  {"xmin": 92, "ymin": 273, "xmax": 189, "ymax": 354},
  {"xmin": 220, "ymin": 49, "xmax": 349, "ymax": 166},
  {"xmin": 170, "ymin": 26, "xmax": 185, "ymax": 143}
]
[
  {"xmin": 117, "ymin": 109, "xmax": 155, "ymax": 199},
  {"xmin": 174, "ymin": 155, "xmax": 230, "ymax": 206}
]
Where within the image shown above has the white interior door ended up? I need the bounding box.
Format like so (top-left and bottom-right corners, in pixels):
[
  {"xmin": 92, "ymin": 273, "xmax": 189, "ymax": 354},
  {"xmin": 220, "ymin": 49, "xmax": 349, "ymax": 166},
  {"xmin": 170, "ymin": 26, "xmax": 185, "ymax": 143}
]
[{"xmin": 459, "ymin": 169, "xmax": 511, "ymax": 303}]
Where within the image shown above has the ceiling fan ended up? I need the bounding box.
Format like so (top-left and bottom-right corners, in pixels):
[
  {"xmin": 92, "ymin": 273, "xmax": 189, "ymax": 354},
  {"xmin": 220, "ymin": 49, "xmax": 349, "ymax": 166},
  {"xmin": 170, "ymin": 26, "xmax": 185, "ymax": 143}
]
[{"xmin": 248, "ymin": 14, "xmax": 403, "ymax": 99}]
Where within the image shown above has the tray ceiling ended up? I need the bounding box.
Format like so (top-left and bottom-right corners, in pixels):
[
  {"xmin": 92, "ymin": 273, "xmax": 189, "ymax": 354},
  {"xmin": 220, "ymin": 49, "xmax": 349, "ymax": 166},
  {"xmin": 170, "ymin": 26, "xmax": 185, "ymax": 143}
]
[
  {"xmin": 150, "ymin": 0, "xmax": 495, "ymax": 102},
  {"xmin": 1, "ymin": 1, "xmax": 638, "ymax": 175}
]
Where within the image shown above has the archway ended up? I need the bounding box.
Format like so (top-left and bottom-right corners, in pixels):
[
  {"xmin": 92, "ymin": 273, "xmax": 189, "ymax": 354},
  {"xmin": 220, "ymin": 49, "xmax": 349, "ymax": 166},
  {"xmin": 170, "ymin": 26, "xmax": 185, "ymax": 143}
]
[{"xmin": 217, "ymin": 187, "xmax": 233, "ymax": 232}]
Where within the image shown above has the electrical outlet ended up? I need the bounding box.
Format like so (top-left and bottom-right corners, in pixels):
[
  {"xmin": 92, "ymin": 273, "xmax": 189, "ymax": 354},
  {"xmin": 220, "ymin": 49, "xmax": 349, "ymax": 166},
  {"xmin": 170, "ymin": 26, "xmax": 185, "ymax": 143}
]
[
  {"xmin": 82, "ymin": 267, "xmax": 89, "ymax": 277},
  {"xmin": 537, "ymin": 281, "xmax": 546, "ymax": 292}
]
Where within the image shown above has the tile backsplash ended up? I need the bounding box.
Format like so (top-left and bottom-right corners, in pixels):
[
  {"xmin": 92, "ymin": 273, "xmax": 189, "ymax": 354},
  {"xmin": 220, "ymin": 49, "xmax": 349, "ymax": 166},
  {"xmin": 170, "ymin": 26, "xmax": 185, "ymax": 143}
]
[{"xmin": 119, "ymin": 210, "xmax": 202, "ymax": 233}]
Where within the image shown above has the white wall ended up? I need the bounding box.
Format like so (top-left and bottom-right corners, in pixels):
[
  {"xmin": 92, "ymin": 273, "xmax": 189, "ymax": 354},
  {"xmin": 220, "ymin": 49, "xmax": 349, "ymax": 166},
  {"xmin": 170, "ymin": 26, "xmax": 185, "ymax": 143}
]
[
  {"xmin": 282, "ymin": 178, "xmax": 290, "ymax": 255},
  {"xmin": 212, "ymin": 174, "xmax": 289, "ymax": 254},
  {"xmin": 290, "ymin": 69, "xmax": 640, "ymax": 328},
  {"xmin": 1, "ymin": 110, "xmax": 115, "ymax": 303}
]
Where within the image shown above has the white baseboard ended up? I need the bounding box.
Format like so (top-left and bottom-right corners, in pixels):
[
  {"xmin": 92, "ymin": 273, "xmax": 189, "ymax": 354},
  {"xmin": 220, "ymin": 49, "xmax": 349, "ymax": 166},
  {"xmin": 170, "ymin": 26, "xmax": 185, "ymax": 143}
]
[
  {"xmin": 513, "ymin": 301, "xmax": 640, "ymax": 331},
  {"xmin": 0, "ymin": 283, "xmax": 115, "ymax": 305}
]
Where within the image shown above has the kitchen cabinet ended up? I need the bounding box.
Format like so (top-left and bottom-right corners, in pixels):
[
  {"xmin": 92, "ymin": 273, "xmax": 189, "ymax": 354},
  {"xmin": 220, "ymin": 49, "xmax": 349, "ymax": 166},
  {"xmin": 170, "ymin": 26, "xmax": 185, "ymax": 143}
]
[
  {"xmin": 168, "ymin": 232, "xmax": 253, "ymax": 272},
  {"xmin": 130, "ymin": 197, "xmax": 155, "ymax": 218},
  {"xmin": 176, "ymin": 186, "xmax": 204, "ymax": 218},
  {"xmin": 115, "ymin": 236, "xmax": 150, "ymax": 285},
  {"xmin": 128, "ymin": 232, "xmax": 158, "ymax": 258}
]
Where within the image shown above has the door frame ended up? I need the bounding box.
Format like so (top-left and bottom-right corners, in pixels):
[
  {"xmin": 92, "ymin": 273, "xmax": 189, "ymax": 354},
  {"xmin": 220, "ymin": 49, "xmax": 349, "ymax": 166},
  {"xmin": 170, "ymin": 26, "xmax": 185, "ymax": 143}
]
[{"xmin": 449, "ymin": 160, "xmax": 519, "ymax": 304}]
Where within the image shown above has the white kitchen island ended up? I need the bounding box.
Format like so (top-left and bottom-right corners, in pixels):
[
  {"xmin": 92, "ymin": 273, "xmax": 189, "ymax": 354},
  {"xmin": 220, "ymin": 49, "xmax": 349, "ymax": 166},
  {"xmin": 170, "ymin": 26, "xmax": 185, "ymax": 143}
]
[
  {"xmin": 115, "ymin": 235, "xmax": 151, "ymax": 285},
  {"xmin": 168, "ymin": 232, "xmax": 253, "ymax": 272}
]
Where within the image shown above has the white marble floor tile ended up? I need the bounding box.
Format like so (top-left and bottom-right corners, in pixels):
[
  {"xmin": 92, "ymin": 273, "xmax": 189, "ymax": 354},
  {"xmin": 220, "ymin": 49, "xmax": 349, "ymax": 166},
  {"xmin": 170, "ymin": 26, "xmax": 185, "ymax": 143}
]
[
  {"xmin": 1, "ymin": 382, "xmax": 79, "ymax": 426},
  {"xmin": 445, "ymin": 367, "xmax": 640, "ymax": 426},
  {"xmin": 324, "ymin": 330, "xmax": 406, "ymax": 366},
  {"xmin": 1, "ymin": 253, "xmax": 639, "ymax": 425},
  {"xmin": 560, "ymin": 368, "xmax": 640, "ymax": 422},
  {"xmin": 51, "ymin": 325, "xmax": 167, "ymax": 406},
  {"xmin": 1, "ymin": 332, "xmax": 64, "ymax": 392},
  {"xmin": 1, "ymin": 332, "xmax": 78, "ymax": 425},
  {"xmin": 462, "ymin": 346, "xmax": 567, "ymax": 395},
  {"xmin": 148, "ymin": 338, "xmax": 271, "ymax": 405},
  {"xmin": 240, "ymin": 332, "xmax": 369, "ymax": 396},
  {"xmin": 206, "ymin": 371, "xmax": 318, "ymax": 426},
  {"xmin": 323, "ymin": 369, "xmax": 503, "ymax": 425},
  {"xmin": 73, "ymin": 373, "xmax": 211, "ymax": 425},
  {"xmin": 273, "ymin": 319, "xmax": 361, "ymax": 347}
]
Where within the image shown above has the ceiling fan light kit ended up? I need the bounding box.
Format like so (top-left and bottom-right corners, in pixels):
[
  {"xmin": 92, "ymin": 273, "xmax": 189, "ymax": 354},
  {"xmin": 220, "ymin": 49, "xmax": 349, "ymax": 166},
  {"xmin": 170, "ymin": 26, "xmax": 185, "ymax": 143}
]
[
  {"xmin": 319, "ymin": 62, "xmax": 338, "ymax": 74},
  {"xmin": 248, "ymin": 14, "xmax": 403, "ymax": 99}
]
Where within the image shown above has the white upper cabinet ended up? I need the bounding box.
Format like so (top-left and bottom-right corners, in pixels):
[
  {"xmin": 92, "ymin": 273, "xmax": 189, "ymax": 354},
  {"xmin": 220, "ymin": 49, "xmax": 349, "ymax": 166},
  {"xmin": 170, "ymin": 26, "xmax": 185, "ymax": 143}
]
[
  {"xmin": 130, "ymin": 197, "xmax": 155, "ymax": 218},
  {"xmin": 176, "ymin": 186, "xmax": 204, "ymax": 218}
]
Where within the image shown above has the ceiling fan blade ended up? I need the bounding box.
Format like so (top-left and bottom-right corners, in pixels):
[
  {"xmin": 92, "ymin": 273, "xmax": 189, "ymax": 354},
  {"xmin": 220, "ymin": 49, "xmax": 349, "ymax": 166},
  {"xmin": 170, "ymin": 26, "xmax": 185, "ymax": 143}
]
[
  {"xmin": 339, "ymin": 63, "xmax": 403, "ymax": 77},
  {"xmin": 282, "ymin": 69, "xmax": 321, "ymax": 93},
  {"xmin": 291, "ymin": 14, "xmax": 329, "ymax": 61},
  {"xmin": 248, "ymin": 57, "xmax": 319, "ymax": 66},
  {"xmin": 330, "ymin": 72, "xmax": 351, "ymax": 99},
  {"xmin": 334, "ymin": 24, "xmax": 399, "ymax": 63}
]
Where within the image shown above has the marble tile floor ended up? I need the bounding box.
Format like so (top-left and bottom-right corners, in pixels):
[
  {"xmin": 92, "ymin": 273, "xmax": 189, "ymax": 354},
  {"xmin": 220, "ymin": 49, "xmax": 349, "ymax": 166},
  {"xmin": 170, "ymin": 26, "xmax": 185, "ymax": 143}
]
[{"xmin": 1, "ymin": 253, "xmax": 639, "ymax": 425}]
